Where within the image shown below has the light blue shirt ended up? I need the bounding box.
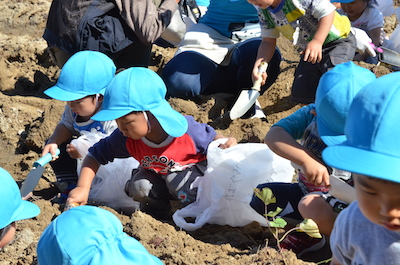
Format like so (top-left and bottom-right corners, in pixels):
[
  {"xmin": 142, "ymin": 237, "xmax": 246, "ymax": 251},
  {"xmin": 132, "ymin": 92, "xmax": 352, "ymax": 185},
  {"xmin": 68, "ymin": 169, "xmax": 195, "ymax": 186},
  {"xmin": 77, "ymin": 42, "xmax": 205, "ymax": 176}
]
[{"xmin": 199, "ymin": 0, "xmax": 259, "ymax": 37}]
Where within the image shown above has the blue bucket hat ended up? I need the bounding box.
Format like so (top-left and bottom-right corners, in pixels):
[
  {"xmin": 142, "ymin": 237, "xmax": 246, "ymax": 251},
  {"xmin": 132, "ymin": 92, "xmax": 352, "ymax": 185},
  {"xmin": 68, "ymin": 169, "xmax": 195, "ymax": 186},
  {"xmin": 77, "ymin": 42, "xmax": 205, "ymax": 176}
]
[
  {"xmin": 323, "ymin": 71, "xmax": 400, "ymax": 183},
  {"xmin": 315, "ymin": 62, "xmax": 376, "ymax": 146},
  {"xmin": 91, "ymin": 67, "xmax": 188, "ymax": 137},
  {"xmin": 44, "ymin": 51, "xmax": 116, "ymax": 101},
  {"xmin": 0, "ymin": 167, "xmax": 40, "ymax": 229},
  {"xmin": 37, "ymin": 206, "xmax": 163, "ymax": 265}
]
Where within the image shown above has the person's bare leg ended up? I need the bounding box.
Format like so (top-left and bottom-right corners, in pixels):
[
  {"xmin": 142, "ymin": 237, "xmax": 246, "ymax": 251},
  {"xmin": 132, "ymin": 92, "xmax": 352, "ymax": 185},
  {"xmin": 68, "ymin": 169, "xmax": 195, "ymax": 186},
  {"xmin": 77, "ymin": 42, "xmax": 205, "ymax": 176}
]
[{"xmin": 298, "ymin": 194, "xmax": 338, "ymax": 236}]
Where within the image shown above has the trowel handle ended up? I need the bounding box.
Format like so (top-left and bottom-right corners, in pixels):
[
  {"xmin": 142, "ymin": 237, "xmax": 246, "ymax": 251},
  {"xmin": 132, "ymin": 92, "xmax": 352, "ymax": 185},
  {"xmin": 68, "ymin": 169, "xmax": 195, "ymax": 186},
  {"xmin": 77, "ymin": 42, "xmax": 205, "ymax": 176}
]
[
  {"xmin": 252, "ymin": 61, "xmax": 268, "ymax": 92},
  {"xmin": 34, "ymin": 148, "xmax": 60, "ymax": 167}
]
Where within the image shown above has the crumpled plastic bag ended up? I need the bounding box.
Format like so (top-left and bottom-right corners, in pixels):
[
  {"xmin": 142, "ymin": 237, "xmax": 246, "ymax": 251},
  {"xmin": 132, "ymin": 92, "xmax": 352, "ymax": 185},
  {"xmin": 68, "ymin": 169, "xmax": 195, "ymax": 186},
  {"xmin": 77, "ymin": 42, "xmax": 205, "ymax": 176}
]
[
  {"xmin": 375, "ymin": 0, "xmax": 395, "ymax": 16},
  {"xmin": 172, "ymin": 139, "xmax": 294, "ymax": 231},
  {"xmin": 71, "ymin": 132, "xmax": 140, "ymax": 214}
]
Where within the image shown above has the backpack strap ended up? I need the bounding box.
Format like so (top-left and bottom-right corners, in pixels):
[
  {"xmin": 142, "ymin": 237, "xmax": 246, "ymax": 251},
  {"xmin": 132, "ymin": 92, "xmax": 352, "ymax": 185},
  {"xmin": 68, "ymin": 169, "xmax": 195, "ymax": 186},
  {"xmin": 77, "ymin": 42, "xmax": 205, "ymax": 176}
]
[{"xmin": 178, "ymin": 0, "xmax": 201, "ymax": 23}]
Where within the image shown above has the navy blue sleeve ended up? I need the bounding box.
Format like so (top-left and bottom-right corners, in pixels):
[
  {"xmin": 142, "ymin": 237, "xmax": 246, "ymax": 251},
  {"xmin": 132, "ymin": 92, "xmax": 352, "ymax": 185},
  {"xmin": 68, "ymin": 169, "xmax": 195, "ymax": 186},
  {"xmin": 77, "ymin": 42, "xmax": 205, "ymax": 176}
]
[
  {"xmin": 185, "ymin": 115, "xmax": 217, "ymax": 154},
  {"xmin": 88, "ymin": 129, "xmax": 131, "ymax": 165}
]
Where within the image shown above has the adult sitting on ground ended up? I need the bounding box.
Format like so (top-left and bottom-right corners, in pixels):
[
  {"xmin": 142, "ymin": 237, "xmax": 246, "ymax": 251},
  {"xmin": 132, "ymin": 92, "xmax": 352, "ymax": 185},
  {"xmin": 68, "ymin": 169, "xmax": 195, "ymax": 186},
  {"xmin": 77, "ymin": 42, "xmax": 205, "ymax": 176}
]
[
  {"xmin": 43, "ymin": 0, "xmax": 179, "ymax": 69},
  {"xmin": 161, "ymin": 0, "xmax": 282, "ymax": 114}
]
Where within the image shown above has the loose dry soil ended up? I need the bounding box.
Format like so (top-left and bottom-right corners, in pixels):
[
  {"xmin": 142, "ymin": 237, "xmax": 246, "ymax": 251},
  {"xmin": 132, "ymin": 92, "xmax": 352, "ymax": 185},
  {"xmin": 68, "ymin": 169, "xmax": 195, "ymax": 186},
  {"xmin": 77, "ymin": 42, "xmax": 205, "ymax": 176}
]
[{"xmin": 0, "ymin": 1, "xmax": 398, "ymax": 264}]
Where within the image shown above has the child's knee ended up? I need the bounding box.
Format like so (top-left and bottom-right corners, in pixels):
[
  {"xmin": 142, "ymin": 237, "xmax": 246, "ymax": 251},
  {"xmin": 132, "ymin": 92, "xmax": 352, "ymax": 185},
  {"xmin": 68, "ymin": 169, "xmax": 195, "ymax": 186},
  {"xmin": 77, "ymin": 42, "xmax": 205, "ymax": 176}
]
[
  {"xmin": 298, "ymin": 194, "xmax": 326, "ymax": 215},
  {"xmin": 125, "ymin": 179, "xmax": 153, "ymax": 201}
]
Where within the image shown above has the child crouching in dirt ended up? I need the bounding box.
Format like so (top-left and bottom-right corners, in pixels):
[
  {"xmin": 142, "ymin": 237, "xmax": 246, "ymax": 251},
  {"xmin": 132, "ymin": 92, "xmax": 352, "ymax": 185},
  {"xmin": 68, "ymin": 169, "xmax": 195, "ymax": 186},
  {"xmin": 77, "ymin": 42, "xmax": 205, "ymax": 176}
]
[
  {"xmin": 323, "ymin": 71, "xmax": 400, "ymax": 264},
  {"xmin": 67, "ymin": 67, "xmax": 237, "ymax": 220},
  {"xmin": 42, "ymin": 51, "xmax": 116, "ymax": 196},
  {"xmin": 0, "ymin": 167, "xmax": 40, "ymax": 248},
  {"xmin": 250, "ymin": 62, "xmax": 376, "ymax": 257},
  {"xmin": 42, "ymin": 51, "xmax": 140, "ymax": 213},
  {"xmin": 248, "ymin": 0, "xmax": 356, "ymax": 104}
]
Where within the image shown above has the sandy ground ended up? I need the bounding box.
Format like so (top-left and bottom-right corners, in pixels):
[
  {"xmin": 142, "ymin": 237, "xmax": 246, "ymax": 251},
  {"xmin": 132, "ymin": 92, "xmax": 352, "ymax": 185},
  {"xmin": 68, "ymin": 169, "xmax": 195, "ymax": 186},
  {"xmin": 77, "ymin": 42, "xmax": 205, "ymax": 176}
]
[{"xmin": 0, "ymin": 0, "xmax": 398, "ymax": 264}]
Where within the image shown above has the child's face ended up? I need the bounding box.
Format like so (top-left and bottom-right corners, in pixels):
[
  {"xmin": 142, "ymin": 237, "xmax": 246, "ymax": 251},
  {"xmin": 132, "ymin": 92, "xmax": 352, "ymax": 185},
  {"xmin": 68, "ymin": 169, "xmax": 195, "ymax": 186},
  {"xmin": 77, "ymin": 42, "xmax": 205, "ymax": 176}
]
[
  {"xmin": 0, "ymin": 222, "xmax": 16, "ymax": 248},
  {"xmin": 341, "ymin": 0, "xmax": 368, "ymax": 21},
  {"xmin": 67, "ymin": 95, "xmax": 100, "ymax": 118},
  {"xmin": 247, "ymin": 0, "xmax": 281, "ymax": 9},
  {"xmin": 116, "ymin": 112, "xmax": 149, "ymax": 140},
  {"xmin": 354, "ymin": 174, "xmax": 400, "ymax": 232}
]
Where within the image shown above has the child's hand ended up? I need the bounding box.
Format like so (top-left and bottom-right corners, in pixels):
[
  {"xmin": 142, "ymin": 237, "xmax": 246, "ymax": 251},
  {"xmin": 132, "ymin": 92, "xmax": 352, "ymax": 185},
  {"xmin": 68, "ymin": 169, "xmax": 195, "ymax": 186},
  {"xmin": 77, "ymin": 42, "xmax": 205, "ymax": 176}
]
[
  {"xmin": 42, "ymin": 143, "xmax": 59, "ymax": 161},
  {"xmin": 302, "ymin": 40, "xmax": 323, "ymax": 64},
  {"xmin": 301, "ymin": 158, "xmax": 330, "ymax": 187},
  {"xmin": 252, "ymin": 60, "xmax": 268, "ymax": 86},
  {"xmin": 67, "ymin": 186, "xmax": 90, "ymax": 206},
  {"xmin": 218, "ymin": 137, "xmax": 238, "ymax": 149},
  {"xmin": 66, "ymin": 143, "xmax": 82, "ymax": 159}
]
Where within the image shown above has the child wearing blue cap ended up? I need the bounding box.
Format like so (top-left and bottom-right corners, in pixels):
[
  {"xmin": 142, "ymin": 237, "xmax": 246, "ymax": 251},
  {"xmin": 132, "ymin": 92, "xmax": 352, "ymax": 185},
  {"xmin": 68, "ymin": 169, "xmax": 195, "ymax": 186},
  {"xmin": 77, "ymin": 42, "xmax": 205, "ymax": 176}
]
[
  {"xmin": 0, "ymin": 167, "xmax": 40, "ymax": 248},
  {"xmin": 42, "ymin": 50, "xmax": 118, "ymax": 201},
  {"xmin": 248, "ymin": 0, "xmax": 356, "ymax": 104},
  {"xmin": 250, "ymin": 62, "xmax": 376, "ymax": 257},
  {"xmin": 323, "ymin": 72, "xmax": 400, "ymax": 264},
  {"xmin": 67, "ymin": 67, "xmax": 237, "ymax": 220},
  {"xmin": 37, "ymin": 205, "xmax": 163, "ymax": 265}
]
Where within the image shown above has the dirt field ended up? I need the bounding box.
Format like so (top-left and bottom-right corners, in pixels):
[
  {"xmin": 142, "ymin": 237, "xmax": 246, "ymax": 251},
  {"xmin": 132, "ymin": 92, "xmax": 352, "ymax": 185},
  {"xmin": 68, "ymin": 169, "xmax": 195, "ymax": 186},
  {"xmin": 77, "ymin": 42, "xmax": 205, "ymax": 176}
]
[{"xmin": 0, "ymin": 0, "xmax": 397, "ymax": 264}]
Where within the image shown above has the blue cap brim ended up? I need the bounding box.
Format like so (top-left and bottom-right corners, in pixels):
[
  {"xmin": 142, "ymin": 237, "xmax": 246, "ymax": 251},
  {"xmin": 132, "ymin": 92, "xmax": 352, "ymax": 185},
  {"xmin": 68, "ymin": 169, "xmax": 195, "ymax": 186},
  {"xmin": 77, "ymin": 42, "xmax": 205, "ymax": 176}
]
[
  {"xmin": 45, "ymin": 86, "xmax": 106, "ymax": 101},
  {"xmin": 91, "ymin": 108, "xmax": 133, "ymax": 121},
  {"xmin": 10, "ymin": 200, "xmax": 40, "ymax": 224},
  {"xmin": 92, "ymin": 101, "xmax": 188, "ymax": 138},
  {"xmin": 151, "ymin": 101, "xmax": 188, "ymax": 138},
  {"xmin": 323, "ymin": 144, "xmax": 400, "ymax": 183}
]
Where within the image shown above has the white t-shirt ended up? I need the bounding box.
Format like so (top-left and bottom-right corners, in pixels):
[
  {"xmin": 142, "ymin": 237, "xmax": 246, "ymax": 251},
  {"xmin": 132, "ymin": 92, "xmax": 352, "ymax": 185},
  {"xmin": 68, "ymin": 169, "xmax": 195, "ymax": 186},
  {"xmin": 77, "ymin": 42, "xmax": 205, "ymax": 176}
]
[
  {"xmin": 59, "ymin": 104, "xmax": 117, "ymax": 136},
  {"xmin": 339, "ymin": 6, "xmax": 387, "ymax": 45}
]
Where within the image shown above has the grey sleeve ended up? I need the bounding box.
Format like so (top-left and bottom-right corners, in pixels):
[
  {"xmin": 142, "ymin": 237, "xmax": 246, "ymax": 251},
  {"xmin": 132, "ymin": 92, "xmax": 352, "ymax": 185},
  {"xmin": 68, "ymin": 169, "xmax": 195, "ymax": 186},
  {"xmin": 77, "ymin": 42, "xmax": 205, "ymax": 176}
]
[{"xmin": 114, "ymin": 0, "xmax": 178, "ymax": 44}]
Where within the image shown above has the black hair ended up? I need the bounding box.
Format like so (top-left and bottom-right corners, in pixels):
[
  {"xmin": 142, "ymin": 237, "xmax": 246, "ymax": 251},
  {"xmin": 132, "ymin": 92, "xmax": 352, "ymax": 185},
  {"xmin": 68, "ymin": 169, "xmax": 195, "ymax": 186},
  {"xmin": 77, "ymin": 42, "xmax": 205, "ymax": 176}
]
[{"xmin": 354, "ymin": 173, "xmax": 400, "ymax": 186}]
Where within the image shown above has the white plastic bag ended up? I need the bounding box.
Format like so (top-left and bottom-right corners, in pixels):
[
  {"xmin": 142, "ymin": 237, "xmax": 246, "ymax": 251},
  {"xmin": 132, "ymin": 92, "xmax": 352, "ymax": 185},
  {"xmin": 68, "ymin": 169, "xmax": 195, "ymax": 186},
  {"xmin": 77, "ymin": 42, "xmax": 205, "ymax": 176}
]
[
  {"xmin": 388, "ymin": 7, "xmax": 400, "ymax": 53},
  {"xmin": 71, "ymin": 133, "xmax": 140, "ymax": 214},
  {"xmin": 70, "ymin": 131, "xmax": 106, "ymax": 158},
  {"xmin": 375, "ymin": 0, "xmax": 395, "ymax": 16},
  {"xmin": 160, "ymin": 6, "xmax": 208, "ymax": 47},
  {"xmin": 84, "ymin": 157, "xmax": 140, "ymax": 214},
  {"xmin": 172, "ymin": 139, "xmax": 294, "ymax": 231}
]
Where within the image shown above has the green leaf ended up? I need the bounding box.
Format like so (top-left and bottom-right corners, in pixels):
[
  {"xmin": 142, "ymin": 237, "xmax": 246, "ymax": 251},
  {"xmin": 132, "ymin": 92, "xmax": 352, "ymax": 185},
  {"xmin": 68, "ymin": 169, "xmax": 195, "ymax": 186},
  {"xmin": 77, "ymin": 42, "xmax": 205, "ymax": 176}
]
[
  {"xmin": 267, "ymin": 207, "xmax": 282, "ymax": 218},
  {"xmin": 254, "ymin": 187, "xmax": 276, "ymax": 205},
  {"xmin": 269, "ymin": 218, "xmax": 287, "ymax": 228},
  {"xmin": 299, "ymin": 219, "xmax": 322, "ymax": 238}
]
